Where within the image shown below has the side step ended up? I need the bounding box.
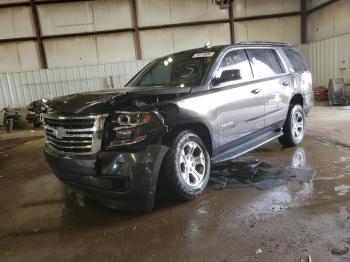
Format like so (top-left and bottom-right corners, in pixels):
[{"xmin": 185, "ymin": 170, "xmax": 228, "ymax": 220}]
[{"xmin": 211, "ymin": 130, "xmax": 283, "ymax": 165}]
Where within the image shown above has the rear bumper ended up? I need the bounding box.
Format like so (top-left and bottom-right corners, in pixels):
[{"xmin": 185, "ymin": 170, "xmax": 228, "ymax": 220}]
[{"xmin": 45, "ymin": 145, "xmax": 169, "ymax": 212}]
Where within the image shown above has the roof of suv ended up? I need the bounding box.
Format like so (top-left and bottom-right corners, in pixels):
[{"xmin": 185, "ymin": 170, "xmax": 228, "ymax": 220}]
[
  {"xmin": 236, "ymin": 41, "xmax": 293, "ymax": 47},
  {"xmin": 159, "ymin": 42, "xmax": 295, "ymax": 60}
]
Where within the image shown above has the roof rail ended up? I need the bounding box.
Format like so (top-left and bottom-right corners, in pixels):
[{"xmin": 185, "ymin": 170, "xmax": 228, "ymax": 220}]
[{"xmin": 237, "ymin": 41, "xmax": 293, "ymax": 46}]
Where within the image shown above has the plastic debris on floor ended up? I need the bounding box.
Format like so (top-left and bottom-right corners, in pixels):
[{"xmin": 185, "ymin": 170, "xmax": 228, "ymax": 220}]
[{"xmin": 209, "ymin": 159, "xmax": 316, "ymax": 190}]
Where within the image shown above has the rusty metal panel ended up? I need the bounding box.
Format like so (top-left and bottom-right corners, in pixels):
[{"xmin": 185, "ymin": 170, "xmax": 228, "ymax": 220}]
[
  {"xmin": 0, "ymin": 60, "xmax": 150, "ymax": 110},
  {"xmin": 235, "ymin": 16, "xmax": 301, "ymax": 44},
  {"xmin": 233, "ymin": 0, "xmax": 300, "ymax": 18},
  {"xmin": 137, "ymin": 0, "xmax": 228, "ymax": 27}
]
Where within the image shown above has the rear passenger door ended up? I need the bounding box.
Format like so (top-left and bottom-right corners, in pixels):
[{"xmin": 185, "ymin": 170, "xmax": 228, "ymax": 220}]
[{"xmin": 246, "ymin": 48, "xmax": 291, "ymax": 129}]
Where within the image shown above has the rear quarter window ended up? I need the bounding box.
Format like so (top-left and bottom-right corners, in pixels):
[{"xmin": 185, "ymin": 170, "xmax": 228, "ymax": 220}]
[{"xmin": 284, "ymin": 48, "xmax": 308, "ymax": 73}]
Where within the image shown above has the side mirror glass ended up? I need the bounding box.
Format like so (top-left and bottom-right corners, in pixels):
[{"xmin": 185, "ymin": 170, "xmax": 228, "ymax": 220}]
[{"xmin": 213, "ymin": 69, "xmax": 242, "ymax": 86}]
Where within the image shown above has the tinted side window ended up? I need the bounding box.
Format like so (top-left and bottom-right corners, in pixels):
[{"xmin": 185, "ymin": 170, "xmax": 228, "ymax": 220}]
[
  {"xmin": 216, "ymin": 49, "xmax": 253, "ymax": 82},
  {"xmin": 246, "ymin": 49, "xmax": 284, "ymax": 78},
  {"xmin": 284, "ymin": 48, "xmax": 308, "ymax": 72}
]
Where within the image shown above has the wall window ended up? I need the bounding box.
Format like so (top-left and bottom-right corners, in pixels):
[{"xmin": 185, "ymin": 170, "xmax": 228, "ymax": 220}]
[
  {"xmin": 215, "ymin": 49, "xmax": 253, "ymax": 83},
  {"xmin": 246, "ymin": 49, "xmax": 284, "ymax": 78}
]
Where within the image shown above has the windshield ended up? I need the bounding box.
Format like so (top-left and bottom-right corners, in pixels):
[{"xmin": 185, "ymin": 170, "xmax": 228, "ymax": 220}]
[{"xmin": 127, "ymin": 50, "xmax": 217, "ymax": 87}]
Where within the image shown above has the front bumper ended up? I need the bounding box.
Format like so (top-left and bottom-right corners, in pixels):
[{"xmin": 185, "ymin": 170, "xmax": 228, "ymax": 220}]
[{"xmin": 45, "ymin": 145, "xmax": 169, "ymax": 212}]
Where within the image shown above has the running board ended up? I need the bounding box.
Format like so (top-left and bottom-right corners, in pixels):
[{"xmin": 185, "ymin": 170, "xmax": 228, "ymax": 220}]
[{"xmin": 211, "ymin": 131, "xmax": 283, "ymax": 165}]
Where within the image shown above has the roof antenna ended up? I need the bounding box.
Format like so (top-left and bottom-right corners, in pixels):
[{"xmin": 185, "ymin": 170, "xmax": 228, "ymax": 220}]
[{"xmin": 205, "ymin": 41, "xmax": 212, "ymax": 49}]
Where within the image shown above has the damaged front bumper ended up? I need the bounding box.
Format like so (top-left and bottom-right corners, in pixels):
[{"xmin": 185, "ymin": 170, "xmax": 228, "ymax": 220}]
[{"xmin": 45, "ymin": 145, "xmax": 169, "ymax": 212}]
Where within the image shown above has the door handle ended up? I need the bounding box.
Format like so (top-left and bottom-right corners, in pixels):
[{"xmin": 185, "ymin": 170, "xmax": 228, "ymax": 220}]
[
  {"xmin": 251, "ymin": 88, "xmax": 261, "ymax": 94},
  {"xmin": 282, "ymin": 81, "xmax": 289, "ymax": 86}
]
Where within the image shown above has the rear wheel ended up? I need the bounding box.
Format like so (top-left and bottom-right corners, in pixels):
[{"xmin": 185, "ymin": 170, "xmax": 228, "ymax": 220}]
[
  {"xmin": 161, "ymin": 130, "xmax": 210, "ymax": 200},
  {"xmin": 279, "ymin": 104, "xmax": 305, "ymax": 147}
]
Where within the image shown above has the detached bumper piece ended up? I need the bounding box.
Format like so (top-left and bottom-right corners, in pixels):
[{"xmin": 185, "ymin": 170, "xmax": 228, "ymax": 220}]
[{"xmin": 45, "ymin": 145, "xmax": 169, "ymax": 212}]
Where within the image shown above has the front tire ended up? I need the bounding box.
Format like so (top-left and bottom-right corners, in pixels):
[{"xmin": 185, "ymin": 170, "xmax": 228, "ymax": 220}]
[
  {"xmin": 279, "ymin": 104, "xmax": 305, "ymax": 147},
  {"xmin": 161, "ymin": 130, "xmax": 210, "ymax": 200}
]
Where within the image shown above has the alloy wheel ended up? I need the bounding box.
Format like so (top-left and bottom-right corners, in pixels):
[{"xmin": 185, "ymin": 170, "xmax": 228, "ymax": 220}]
[
  {"xmin": 292, "ymin": 111, "xmax": 304, "ymax": 142},
  {"xmin": 178, "ymin": 141, "xmax": 206, "ymax": 187}
]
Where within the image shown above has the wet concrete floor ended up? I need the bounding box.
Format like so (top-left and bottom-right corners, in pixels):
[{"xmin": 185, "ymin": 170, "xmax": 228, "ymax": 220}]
[{"xmin": 1, "ymin": 129, "xmax": 350, "ymax": 261}]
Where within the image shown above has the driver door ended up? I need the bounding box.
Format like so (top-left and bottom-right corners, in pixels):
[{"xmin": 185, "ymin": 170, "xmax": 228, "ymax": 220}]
[{"xmin": 212, "ymin": 49, "xmax": 265, "ymax": 149}]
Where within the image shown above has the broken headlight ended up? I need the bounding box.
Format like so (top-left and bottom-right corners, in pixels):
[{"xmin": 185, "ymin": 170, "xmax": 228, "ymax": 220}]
[{"xmin": 106, "ymin": 111, "xmax": 160, "ymax": 148}]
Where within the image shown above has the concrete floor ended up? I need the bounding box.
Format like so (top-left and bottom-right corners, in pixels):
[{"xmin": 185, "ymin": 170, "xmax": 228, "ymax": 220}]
[
  {"xmin": 307, "ymin": 105, "xmax": 350, "ymax": 148},
  {"xmin": 1, "ymin": 106, "xmax": 350, "ymax": 262}
]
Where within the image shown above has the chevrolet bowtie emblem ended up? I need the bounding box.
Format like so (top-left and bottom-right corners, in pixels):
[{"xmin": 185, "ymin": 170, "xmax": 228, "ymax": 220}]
[{"xmin": 53, "ymin": 127, "xmax": 66, "ymax": 139}]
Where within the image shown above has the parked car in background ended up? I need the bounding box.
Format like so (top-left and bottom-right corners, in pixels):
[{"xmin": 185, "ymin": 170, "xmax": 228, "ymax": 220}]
[{"xmin": 42, "ymin": 42, "xmax": 313, "ymax": 211}]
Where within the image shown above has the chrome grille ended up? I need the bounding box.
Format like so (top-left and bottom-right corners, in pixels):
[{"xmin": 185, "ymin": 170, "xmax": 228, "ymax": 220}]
[
  {"xmin": 42, "ymin": 114, "xmax": 106, "ymax": 155},
  {"xmin": 44, "ymin": 118, "xmax": 96, "ymax": 129}
]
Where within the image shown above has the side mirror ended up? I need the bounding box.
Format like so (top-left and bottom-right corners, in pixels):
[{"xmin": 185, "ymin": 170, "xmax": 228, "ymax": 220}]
[{"xmin": 213, "ymin": 69, "xmax": 242, "ymax": 86}]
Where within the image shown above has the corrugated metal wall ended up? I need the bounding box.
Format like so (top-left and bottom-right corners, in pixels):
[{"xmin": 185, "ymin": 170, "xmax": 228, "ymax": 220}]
[
  {"xmin": 2, "ymin": 33, "xmax": 349, "ymax": 110},
  {"xmin": 299, "ymin": 37, "xmax": 338, "ymax": 88},
  {"xmin": 300, "ymin": 31, "xmax": 350, "ymax": 88},
  {"xmin": 0, "ymin": 60, "xmax": 150, "ymax": 110}
]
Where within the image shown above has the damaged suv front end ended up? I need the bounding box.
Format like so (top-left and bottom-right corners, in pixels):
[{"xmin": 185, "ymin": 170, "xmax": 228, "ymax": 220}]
[{"xmin": 43, "ymin": 96, "xmax": 171, "ymax": 211}]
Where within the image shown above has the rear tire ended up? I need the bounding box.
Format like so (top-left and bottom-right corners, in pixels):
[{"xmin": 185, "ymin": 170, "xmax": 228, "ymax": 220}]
[
  {"xmin": 160, "ymin": 130, "xmax": 210, "ymax": 200},
  {"xmin": 279, "ymin": 104, "xmax": 305, "ymax": 147}
]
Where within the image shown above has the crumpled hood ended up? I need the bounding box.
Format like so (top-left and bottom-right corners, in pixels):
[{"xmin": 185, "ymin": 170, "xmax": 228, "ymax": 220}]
[{"xmin": 48, "ymin": 86, "xmax": 191, "ymax": 114}]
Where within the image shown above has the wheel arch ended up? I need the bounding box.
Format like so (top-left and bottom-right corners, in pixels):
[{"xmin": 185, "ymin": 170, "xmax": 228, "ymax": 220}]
[
  {"xmin": 284, "ymin": 93, "xmax": 304, "ymax": 121},
  {"xmin": 289, "ymin": 93, "xmax": 304, "ymax": 107},
  {"xmin": 162, "ymin": 122, "xmax": 213, "ymax": 156}
]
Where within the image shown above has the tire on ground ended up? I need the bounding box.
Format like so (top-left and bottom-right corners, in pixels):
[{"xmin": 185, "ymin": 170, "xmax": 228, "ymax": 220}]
[
  {"xmin": 279, "ymin": 104, "xmax": 305, "ymax": 147},
  {"xmin": 160, "ymin": 130, "xmax": 211, "ymax": 200}
]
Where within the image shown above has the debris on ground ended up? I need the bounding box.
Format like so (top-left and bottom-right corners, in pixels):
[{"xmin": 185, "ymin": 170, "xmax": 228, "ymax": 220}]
[
  {"xmin": 255, "ymin": 248, "xmax": 263, "ymax": 255},
  {"xmin": 209, "ymin": 159, "xmax": 316, "ymax": 190},
  {"xmin": 331, "ymin": 246, "xmax": 349, "ymax": 256},
  {"xmin": 301, "ymin": 256, "xmax": 312, "ymax": 262},
  {"xmin": 32, "ymin": 228, "xmax": 41, "ymax": 233},
  {"xmin": 334, "ymin": 184, "xmax": 350, "ymax": 196},
  {"xmin": 197, "ymin": 209, "xmax": 208, "ymax": 215}
]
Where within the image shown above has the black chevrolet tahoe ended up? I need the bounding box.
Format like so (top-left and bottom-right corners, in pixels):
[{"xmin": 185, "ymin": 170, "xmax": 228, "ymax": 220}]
[{"xmin": 43, "ymin": 42, "xmax": 313, "ymax": 211}]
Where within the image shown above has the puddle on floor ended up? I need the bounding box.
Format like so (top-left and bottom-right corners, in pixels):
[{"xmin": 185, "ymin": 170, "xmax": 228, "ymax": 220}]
[
  {"xmin": 209, "ymin": 158, "xmax": 316, "ymax": 190},
  {"xmin": 0, "ymin": 138, "xmax": 350, "ymax": 238},
  {"xmin": 334, "ymin": 185, "xmax": 350, "ymax": 196}
]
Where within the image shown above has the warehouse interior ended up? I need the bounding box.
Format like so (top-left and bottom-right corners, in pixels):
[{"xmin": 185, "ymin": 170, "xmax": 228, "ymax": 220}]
[
  {"xmin": 0, "ymin": 0, "xmax": 350, "ymax": 105},
  {"xmin": 1, "ymin": 0, "xmax": 350, "ymax": 261}
]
